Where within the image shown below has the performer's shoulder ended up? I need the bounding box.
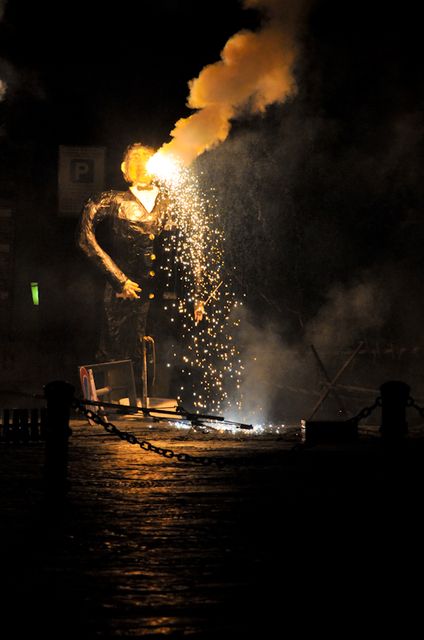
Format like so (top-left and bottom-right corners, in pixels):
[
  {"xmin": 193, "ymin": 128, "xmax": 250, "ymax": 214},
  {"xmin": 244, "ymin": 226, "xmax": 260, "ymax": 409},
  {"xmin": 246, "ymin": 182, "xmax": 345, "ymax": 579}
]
[{"xmin": 84, "ymin": 189, "xmax": 126, "ymax": 207}]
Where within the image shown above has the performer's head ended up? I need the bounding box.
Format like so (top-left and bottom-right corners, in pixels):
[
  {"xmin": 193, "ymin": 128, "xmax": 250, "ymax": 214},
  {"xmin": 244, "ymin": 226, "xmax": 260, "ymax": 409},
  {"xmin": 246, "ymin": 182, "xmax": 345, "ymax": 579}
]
[{"xmin": 121, "ymin": 143, "xmax": 155, "ymax": 187}]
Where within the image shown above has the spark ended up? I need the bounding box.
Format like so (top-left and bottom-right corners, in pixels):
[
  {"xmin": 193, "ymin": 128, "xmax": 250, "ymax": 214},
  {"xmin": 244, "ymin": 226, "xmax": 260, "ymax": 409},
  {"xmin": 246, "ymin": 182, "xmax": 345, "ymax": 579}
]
[
  {"xmin": 156, "ymin": 162, "xmax": 244, "ymax": 415},
  {"xmin": 166, "ymin": 419, "xmax": 287, "ymax": 436}
]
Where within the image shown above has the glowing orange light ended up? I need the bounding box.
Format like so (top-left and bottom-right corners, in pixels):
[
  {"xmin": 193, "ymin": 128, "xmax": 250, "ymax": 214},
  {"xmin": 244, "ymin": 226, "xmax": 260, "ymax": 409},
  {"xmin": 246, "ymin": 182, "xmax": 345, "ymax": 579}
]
[{"xmin": 146, "ymin": 151, "xmax": 182, "ymax": 183}]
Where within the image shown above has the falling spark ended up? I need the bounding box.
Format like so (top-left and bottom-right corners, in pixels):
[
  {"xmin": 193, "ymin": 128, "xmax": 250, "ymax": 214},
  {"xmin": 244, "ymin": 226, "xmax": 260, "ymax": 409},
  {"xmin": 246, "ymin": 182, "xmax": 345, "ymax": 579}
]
[{"xmin": 156, "ymin": 165, "xmax": 244, "ymax": 415}]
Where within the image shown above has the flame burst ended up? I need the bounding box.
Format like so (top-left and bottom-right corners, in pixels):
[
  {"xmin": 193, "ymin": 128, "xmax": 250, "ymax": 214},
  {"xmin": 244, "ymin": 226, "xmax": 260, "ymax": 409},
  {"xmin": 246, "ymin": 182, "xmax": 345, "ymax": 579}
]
[
  {"xmin": 151, "ymin": 0, "xmax": 306, "ymax": 167},
  {"xmin": 155, "ymin": 164, "xmax": 244, "ymax": 415},
  {"xmin": 146, "ymin": 151, "xmax": 182, "ymax": 183}
]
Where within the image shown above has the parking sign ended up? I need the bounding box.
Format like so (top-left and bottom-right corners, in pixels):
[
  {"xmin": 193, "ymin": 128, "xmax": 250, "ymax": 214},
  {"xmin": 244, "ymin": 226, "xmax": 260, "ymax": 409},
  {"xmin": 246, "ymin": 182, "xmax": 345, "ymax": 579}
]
[{"xmin": 58, "ymin": 146, "xmax": 106, "ymax": 216}]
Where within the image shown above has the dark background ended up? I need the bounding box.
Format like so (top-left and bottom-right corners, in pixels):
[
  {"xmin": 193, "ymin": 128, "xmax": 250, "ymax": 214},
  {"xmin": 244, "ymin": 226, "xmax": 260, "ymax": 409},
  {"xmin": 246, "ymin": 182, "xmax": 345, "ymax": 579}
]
[{"xmin": 1, "ymin": 0, "xmax": 423, "ymax": 417}]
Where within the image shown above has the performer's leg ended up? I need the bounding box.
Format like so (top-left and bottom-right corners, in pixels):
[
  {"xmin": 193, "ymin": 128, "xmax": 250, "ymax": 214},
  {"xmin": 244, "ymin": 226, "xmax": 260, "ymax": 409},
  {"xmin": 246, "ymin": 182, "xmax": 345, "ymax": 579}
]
[
  {"xmin": 97, "ymin": 284, "xmax": 139, "ymax": 363},
  {"xmin": 145, "ymin": 298, "xmax": 175, "ymax": 398},
  {"xmin": 134, "ymin": 301, "xmax": 150, "ymax": 397}
]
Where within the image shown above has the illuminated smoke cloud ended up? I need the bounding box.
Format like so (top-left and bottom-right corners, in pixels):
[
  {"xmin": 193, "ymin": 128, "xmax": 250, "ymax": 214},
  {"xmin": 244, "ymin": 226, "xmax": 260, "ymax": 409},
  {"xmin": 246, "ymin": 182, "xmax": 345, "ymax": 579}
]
[{"xmin": 158, "ymin": 0, "xmax": 309, "ymax": 165}]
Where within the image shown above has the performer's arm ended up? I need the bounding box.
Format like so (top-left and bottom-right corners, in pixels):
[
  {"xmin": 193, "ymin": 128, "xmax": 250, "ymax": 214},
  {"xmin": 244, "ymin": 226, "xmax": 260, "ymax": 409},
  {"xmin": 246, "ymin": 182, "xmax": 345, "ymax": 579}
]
[{"xmin": 78, "ymin": 192, "xmax": 132, "ymax": 293}]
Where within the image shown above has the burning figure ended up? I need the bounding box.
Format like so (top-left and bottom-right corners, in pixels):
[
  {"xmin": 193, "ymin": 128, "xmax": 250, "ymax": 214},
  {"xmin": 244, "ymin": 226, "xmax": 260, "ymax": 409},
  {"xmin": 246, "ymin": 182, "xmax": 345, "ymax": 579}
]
[{"xmin": 78, "ymin": 143, "xmax": 204, "ymax": 394}]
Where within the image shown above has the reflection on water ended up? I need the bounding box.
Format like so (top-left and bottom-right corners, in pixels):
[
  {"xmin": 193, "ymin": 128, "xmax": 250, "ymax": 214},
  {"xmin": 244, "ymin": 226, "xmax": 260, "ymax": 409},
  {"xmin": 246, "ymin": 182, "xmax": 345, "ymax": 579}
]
[
  {"xmin": 61, "ymin": 421, "xmax": 276, "ymax": 636},
  {"xmin": 4, "ymin": 417, "xmax": 411, "ymax": 637}
]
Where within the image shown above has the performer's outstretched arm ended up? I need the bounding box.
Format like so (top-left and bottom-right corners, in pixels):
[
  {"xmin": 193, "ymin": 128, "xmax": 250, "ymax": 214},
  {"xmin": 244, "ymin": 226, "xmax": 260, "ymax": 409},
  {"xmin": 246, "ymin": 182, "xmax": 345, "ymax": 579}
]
[{"xmin": 78, "ymin": 192, "xmax": 130, "ymax": 292}]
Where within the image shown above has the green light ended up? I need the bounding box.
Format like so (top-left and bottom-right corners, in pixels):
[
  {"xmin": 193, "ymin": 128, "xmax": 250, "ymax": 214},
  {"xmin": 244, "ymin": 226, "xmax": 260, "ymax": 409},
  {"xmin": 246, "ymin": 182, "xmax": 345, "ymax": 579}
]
[{"xmin": 30, "ymin": 282, "xmax": 39, "ymax": 306}]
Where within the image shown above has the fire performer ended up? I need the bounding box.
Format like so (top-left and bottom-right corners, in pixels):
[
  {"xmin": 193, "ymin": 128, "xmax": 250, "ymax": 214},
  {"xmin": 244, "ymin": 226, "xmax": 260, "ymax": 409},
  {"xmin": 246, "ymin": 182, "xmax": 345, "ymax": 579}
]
[{"xmin": 77, "ymin": 142, "xmax": 204, "ymax": 395}]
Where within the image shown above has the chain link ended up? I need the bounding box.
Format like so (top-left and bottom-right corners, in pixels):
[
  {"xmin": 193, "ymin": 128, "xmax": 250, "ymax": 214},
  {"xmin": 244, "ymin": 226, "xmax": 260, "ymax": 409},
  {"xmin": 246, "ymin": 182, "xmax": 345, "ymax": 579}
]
[
  {"xmin": 73, "ymin": 401, "xmax": 225, "ymax": 467},
  {"xmin": 346, "ymin": 396, "xmax": 382, "ymax": 424},
  {"xmin": 408, "ymin": 396, "xmax": 424, "ymax": 419}
]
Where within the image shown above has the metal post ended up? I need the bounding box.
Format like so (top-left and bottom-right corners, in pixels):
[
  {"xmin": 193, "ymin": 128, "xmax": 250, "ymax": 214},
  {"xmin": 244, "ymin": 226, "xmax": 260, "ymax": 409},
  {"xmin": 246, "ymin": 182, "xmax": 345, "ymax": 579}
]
[
  {"xmin": 308, "ymin": 342, "xmax": 363, "ymax": 420},
  {"xmin": 379, "ymin": 380, "xmax": 410, "ymax": 440},
  {"xmin": 3, "ymin": 409, "xmax": 10, "ymax": 442},
  {"xmin": 44, "ymin": 380, "xmax": 74, "ymax": 497},
  {"xmin": 30, "ymin": 408, "xmax": 39, "ymax": 441},
  {"xmin": 142, "ymin": 338, "xmax": 148, "ymax": 408},
  {"xmin": 20, "ymin": 409, "xmax": 29, "ymax": 443},
  {"xmin": 310, "ymin": 343, "xmax": 347, "ymax": 416}
]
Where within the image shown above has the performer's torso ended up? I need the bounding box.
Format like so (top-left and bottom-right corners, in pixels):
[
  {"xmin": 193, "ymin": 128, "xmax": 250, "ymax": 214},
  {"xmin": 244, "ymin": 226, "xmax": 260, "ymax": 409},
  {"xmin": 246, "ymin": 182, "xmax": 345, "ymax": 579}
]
[{"xmin": 107, "ymin": 190, "xmax": 165, "ymax": 284}]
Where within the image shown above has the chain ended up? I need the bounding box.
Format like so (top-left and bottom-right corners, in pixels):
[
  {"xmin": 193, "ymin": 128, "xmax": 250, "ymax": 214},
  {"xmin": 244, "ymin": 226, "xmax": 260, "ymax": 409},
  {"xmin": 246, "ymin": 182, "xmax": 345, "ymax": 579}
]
[
  {"xmin": 408, "ymin": 396, "xmax": 424, "ymax": 419},
  {"xmin": 73, "ymin": 401, "xmax": 225, "ymax": 467},
  {"xmin": 346, "ymin": 396, "xmax": 382, "ymax": 424}
]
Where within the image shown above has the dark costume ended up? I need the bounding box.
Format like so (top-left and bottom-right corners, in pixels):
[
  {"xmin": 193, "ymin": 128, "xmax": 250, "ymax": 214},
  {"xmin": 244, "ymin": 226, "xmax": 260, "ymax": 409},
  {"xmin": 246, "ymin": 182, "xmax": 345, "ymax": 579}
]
[{"xmin": 78, "ymin": 188, "xmax": 172, "ymax": 386}]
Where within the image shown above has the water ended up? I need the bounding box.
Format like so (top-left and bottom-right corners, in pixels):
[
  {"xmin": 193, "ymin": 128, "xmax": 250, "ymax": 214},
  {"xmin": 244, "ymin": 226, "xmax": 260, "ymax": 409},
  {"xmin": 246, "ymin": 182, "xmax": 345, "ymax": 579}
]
[{"xmin": 1, "ymin": 418, "xmax": 424, "ymax": 637}]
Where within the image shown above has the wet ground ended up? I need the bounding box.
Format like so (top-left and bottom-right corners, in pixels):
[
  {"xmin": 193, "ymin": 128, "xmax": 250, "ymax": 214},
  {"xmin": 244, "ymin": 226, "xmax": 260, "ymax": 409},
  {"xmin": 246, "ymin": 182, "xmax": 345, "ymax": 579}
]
[{"xmin": 1, "ymin": 416, "xmax": 424, "ymax": 638}]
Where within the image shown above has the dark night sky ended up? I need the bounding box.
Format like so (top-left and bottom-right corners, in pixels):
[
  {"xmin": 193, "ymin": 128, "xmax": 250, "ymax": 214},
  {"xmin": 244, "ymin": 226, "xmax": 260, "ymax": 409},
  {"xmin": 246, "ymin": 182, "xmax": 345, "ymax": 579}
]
[
  {"xmin": 1, "ymin": 0, "xmax": 419, "ymax": 149},
  {"xmin": 0, "ymin": 0, "xmax": 261, "ymax": 148},
  {"xmin": 1, "ymin": 0, "xmax": 424, "ymax": 393}
]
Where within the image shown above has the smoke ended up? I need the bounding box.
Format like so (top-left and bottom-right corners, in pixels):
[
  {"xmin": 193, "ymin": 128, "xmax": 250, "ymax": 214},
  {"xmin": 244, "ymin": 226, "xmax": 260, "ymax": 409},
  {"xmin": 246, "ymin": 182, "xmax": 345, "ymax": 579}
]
[
  {"xmin": 305, "ymin": 278, "xmax": 390, "ymax": 352},
  {"xmin": 233, "ymin": 278, "xmax": 385, "ymax": 424},
  {"xmin": 233, "ymin": 272, "xmax": 414, "ymax": 425},
  {"xmin": 232, "ymin": 305, "xmax": 301, "ymax": 424},
  {"xmin": 158, "ymin": 0, "xmax": 309, "ymax": 165},
  {"xmin": 181, "ymin": 0, "xmax": 423, "ymax": 422}
]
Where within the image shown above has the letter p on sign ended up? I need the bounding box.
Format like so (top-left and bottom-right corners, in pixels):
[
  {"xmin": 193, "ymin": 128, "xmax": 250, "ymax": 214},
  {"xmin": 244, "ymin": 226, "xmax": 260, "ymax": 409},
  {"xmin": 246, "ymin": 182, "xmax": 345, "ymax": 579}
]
[{"xmin": 71, "ymin": 159, "xmax": 94, "ymax": 183}]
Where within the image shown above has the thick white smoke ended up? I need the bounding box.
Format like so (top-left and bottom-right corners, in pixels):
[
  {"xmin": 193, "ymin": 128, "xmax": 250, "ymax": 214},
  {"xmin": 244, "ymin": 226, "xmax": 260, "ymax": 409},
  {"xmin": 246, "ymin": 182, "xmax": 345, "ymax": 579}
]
[{"xmin": 156, "ymin": 0, "xmax": 310, "ymax": 165}]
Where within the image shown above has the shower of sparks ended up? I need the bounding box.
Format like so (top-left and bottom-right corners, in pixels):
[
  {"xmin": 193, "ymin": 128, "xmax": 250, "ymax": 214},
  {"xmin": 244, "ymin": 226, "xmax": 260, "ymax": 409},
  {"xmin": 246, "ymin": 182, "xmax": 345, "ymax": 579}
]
[
  {"xmin": 152, "ymin": 162, "xmax": 245, "ymax": 415},
  {"xmin": 166, "ymin": 419, "xmax": 288, "ymax": 436}
]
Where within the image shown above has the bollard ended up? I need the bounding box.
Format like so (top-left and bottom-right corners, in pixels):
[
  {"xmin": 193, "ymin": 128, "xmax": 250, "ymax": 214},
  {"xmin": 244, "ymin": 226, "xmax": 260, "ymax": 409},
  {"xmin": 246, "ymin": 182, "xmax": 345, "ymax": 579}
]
[
  {"xmin": 30, "ymin": 408, "xmax": 39, "ymax": 441},
  {"xmin": 40, "ymin": 407, "xmax": 47, "ymax": 440},
  {"xmin": 44, "ymin": 380, "xmax": 74, "ymax": 497},
  {"xmin": 379, "ymin": 380, "xmax": 410, "ymax": 440},
  {"xmin": 20, "ymin": 409, "xmax": 29, "ymax": 443},
  {"xmin": 12, "ymin": 410, "xmax": 20, "ymax": 443},
  {"xmin": 2, "ymin": 409, "xmax": 10, "ymax": 442}
]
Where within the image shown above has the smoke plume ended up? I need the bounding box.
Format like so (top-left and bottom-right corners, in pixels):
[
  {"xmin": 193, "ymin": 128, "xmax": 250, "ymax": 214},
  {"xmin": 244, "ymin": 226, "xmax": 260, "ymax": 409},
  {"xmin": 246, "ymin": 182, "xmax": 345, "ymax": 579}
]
[
  {"xmin": 158, "ymin": 0, "xmax": 308, "ymax": 165},
  {"xmin": 305, "ymin": 278, "xmax": 390, "ymax": 352}
]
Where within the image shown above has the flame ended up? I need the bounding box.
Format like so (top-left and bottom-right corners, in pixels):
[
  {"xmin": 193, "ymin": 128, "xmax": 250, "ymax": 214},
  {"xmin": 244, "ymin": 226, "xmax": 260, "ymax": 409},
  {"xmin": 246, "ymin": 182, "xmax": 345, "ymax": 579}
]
[
  {"xmin": 146, "ymin": 150, "xmax": 182, "ymax": 183},
  {"xmin": 154, "ymin": 0, "xmax": 307, "ymax": 166}
]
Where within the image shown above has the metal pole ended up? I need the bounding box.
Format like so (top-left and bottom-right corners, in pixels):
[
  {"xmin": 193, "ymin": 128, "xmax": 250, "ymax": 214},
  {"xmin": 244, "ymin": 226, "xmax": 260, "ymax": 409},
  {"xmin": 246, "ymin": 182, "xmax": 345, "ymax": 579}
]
[
  {"xmin": 308, "ymin": 342, "xmax": 364, "ymax": 420},
  {"xmin": 44, "ymin": 380, "xmax": 74, "ymax": 498},
  {"xmin": 142, "ymin": 338, "xmax": 148, "ymax": 408},
  {"xmin": 379, "ymin": 380, "xmax": 410, "ymax": 440},
  {"xmin": 310, "ymin": 344, "xmax": 347, "ymax": 416}
]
